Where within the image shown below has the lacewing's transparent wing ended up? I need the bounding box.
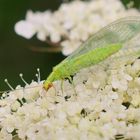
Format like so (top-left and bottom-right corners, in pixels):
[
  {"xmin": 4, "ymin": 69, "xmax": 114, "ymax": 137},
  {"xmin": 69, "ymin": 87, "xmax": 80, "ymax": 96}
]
[{"xmin": 64, "ymin": 16, "xmax": 140, "ymax": 61}]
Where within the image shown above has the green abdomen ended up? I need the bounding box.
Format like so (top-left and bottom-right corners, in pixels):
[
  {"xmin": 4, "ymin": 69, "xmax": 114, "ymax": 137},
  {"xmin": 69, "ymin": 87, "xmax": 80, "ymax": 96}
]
[{"xmin": 60, "ymin": 43, "xmax": 122, "ymax": 76}]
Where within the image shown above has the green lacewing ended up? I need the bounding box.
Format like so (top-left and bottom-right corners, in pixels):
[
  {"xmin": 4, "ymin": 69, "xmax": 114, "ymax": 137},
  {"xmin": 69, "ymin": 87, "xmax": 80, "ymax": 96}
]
[
  {"xmin": 44, "ymin": 17, "xmax": 140, "ymax": 90},
  {"xmin": 1, "ymin": 17, "xmax": 140, "ymax": 94}
]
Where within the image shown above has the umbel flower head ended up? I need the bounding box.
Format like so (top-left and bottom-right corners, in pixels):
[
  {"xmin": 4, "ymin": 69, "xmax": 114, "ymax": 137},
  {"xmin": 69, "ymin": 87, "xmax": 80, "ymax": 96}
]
[
  {"xmin": 1, "ymin": 49, "xmax": 140, "ymax": 139},
  {"xmin": 15, "ymin": 0, "xmax": 140, "ymax": 55}
]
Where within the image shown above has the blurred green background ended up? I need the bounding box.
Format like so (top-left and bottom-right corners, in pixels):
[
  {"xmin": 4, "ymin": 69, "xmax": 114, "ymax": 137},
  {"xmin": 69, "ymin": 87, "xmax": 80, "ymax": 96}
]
[{"xmin": 0, "ymin": 0, "xmax": 139, "ymax": 90}]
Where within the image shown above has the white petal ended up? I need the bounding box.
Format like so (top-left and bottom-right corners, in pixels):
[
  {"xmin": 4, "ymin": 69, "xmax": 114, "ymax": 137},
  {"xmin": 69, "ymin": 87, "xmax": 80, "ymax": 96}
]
[{"xmin": 14, "ymin": 20, "xmax": 36, "ymax": 39}]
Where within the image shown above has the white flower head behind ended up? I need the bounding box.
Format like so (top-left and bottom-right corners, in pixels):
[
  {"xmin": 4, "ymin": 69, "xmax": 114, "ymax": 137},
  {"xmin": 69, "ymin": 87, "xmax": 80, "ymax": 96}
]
[{"xmin": 15, "ymin": 0, "xmax": 140, "ymax": 56}]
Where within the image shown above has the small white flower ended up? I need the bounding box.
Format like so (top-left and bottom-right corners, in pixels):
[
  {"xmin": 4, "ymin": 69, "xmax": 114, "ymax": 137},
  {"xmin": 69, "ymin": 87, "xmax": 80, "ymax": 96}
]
[
  {"xmin": 15, "ymin": 20, "xmax": 36, "ymax": 39},
  {"xmin": 131, "ymin": 93, "xmax": 140, "ymax": 107},
  {"xmin": 64, "ymin": 102, "xmax": 82, "ymax": 116},
  {"xmin": 78, "ymin": 118, "xmax": 91, "ymax": 131},
  {"xmin": 11, "ymin": 101, "xmax": 21, "ymax": 112},
  {"xmin": 110, "ymin": 92, "xmax": 118, "ymax": 100},
  {"xmin": 101, "ymin": 123, "xmax": 117, "ymax": 139},
  {"xmin": 0, "ymin": 128, "xmax": 12, "ymax": 140}
]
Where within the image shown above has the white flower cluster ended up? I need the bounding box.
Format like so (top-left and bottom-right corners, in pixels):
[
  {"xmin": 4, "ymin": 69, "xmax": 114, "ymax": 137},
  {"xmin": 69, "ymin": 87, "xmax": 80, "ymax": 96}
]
[
  {"xmin": 14, "ymin": 0, "xmax": 140, "ymax": 55},
  {"xmin": 1, "ymin": 52, "xmax": 140, "ymax": 139}
]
